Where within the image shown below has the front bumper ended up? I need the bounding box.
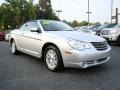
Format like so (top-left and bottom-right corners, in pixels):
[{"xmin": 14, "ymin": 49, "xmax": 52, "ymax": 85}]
[
  {"xmin": 62, "ymin": 46, "xmax": 111, "ymax": 68},
  {"xmin": 74, "ymin": 57, "xmax": 110, "ymax": 68}
]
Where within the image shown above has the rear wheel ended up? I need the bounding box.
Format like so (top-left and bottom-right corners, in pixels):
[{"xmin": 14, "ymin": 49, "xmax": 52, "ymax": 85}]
[
  {"xmin": 11, "ymin": 40, "xmax": 19, "ymax": 54},
  {"xmin": 44, "ymin": 46, "xmax": 64, "ymax": 71}
]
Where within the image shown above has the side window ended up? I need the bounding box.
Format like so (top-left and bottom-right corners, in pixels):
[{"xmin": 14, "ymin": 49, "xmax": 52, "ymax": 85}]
[
  {"xmin": 24, "ymin": 22, "xmax": 32, "ymax": 32},
  {"xmin": 20, "ymin": 21, "xmax": 41, "ymax": 32},
  {"xmin": 20, "ymin": 23, "xmax": 28, "ymax": 31},
  {"xmin": 29, "ymin": 22, "xmax": 40, "ymax": 31}
]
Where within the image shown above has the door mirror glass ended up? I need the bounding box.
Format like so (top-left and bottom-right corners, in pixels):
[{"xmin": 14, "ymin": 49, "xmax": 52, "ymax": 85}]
[{"xmin": 30, "ymin": 28, "xmax": 38, "ymax": 32}]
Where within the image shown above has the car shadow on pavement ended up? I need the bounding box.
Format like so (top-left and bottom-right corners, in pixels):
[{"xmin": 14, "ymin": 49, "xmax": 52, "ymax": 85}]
[
  {"xmin": 109, "ymin": 42, "xmax": 119, "ymax": 46},
  {"xmin": 12, "ymin": 52, "xmax": 45, "ymax": 67},
  {"xmin": 62, "ymin": 64, "xmax": 108, "ymax": 73}
]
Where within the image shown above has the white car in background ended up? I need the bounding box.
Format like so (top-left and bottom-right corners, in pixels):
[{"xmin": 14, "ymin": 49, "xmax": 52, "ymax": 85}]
[
  {"xmin": 83, "ymin": 25, "xmax": 100, "ymax": 35},
  {"xmin": 5, "ymin": 30, "xmax": 11, "ymax": 41},
  {"xmin": 10, "ymin": 20, "xmax": 111, "ymax": 71},
  {"xmin": 77, "ymin": 25, "xmax": 100, "ymax": 35},
  {"xmin": 77, "ymin": 26, "xmax": 87, "ymax": 32},
  {"xmin": 5, "ymin": 34, "xmax": 10, "ymax": 41}
]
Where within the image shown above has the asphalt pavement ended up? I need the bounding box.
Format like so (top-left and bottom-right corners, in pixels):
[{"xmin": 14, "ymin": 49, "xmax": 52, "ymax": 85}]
[{"xmin": 0, "ymin": 41, "xmax": 120, "ymax": 90}]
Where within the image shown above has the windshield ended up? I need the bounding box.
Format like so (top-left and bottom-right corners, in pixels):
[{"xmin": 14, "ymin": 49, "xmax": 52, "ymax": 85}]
[
  {"xmin": 98, "ymin": 23, "xmax": 116, "ymax": 30},
  {"xmin": 98, "ymin": 24, "xmax": 111, "ymax": 29},
  {"xmin": 40, "ymin": 20, "xmax": 75, "ymax": 31},
  {"xmin": 114, "ymin": 24, "xmax": 120, "ymax": 29},
  {"xmin": 86, "ymin": 25, "xmax": 100, "ymax": 30},
  {"xmin": 108, "ymin": 24, "xmax": 117, "ymax": 28}
]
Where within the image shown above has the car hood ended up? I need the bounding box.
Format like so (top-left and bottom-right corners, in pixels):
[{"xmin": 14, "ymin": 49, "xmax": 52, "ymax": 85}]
[
  {"xmin": 102, "ymin": 28, "xmax": 115, "ymax": 31},
  {"xmin": 46, "ymin": 31, "xmax": 105, "ymax": 42}
]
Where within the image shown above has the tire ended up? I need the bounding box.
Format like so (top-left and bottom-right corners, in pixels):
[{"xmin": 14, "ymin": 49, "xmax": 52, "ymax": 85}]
[
  {"xmin": 44, "ymin": 46, "xmax": 64, "ymax": 71},
  {"xmin": 107, "ymin": 41, "xmax": 111, "ymax": 44},
  {"xmin": 11, "ymin": 40, "xmax": 19, "ymax": 54},
  {"xmin": 117, "ymin": 36, "xmax": 120, "ymax": 46}
]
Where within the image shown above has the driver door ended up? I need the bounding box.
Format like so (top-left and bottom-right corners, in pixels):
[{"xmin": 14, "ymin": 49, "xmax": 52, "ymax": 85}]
[{"xmin": 18, "ymin": 21, "xmax": 42, "ymax": 57}]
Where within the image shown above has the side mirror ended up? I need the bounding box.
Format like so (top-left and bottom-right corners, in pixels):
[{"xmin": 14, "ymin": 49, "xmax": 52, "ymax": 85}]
[
  {"xmin": 30, "ymin": 28, "xmax": 38, "ymax": 32},
  {"xmin": 30, "ymin": 28, "xmax": 41, "ymax": 33}
]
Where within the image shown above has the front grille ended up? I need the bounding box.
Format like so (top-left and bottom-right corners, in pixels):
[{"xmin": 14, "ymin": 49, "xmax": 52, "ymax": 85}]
[
  {"xmin": 101, "ymin": 30, "xmax": 110, "ymax": 35},
  {"xmin": 91, "ymin": 41, "xmax": 108, "ymax": 51}
]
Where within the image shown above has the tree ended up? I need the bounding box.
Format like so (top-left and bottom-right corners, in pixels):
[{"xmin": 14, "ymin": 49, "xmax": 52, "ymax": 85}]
[
  {"xmin": 72, "ymin": 20, "xmax": 79, "ymax": 27},
  {"xmin": 0, "ymin": 6, "xmax": 4, "ymax": 30},
  {"xmin": 92, "ymin": 22, "xmax": 101, "ymax": 27},
  {"xmin": 27, "ymin": 0, "xmax": 37, "ymax": 20},
  {"xmin": 79, "ymin": 21, "xmax": 89, "ymax": 26},
  {"xmin": 0, "ymin": 4, "xmax": 15, "ymax": 30},
  {"xmin": 2, "ymin": 0, "xmax": 30, "ymax": 27},
  {"xmin": 0, "ymin": 0, "xmax": 59, "ymax": 30},
  {"xmin": 62, "ymin": 19, "xmax": 68, "ymax": 24},
  {"xmin": 38, "ymin": 0, "xmax": 59, "ymax": 20},
  {"xmin": 67, "ymin": 20, "xmax": 79, "ymax": 27}
]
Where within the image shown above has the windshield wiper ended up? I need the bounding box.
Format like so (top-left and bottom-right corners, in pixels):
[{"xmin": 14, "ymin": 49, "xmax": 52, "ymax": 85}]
[{"xmin": 45, "ymin": 30, "xmax": 59, "ymax": 31}]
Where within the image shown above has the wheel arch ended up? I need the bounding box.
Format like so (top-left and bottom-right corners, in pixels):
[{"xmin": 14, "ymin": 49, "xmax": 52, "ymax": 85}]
[
  {"xmin": 42, "ymin": 42, "xmax": 64, "ymax": 71},
  {"xmin": 10, "ymin": 38, "xmax": 14, "ymax": 45},
  {"xmin": 118, "ymin": 35, "xmax": 120, "ymax": 39},
  {"xmin": 41, "ymin": 42, "xmax": 62, "ymax": 59}
]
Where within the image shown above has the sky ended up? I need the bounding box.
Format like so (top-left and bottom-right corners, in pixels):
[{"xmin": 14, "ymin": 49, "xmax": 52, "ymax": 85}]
[{"xmin": 0, "ymin": 0, "xmax": 120, "ymax": 23}]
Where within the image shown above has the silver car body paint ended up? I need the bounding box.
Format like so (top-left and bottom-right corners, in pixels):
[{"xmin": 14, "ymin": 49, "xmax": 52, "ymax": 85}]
[{"xmin": 10, "ymin": 20, "xmax": 111, "ymax": 68}]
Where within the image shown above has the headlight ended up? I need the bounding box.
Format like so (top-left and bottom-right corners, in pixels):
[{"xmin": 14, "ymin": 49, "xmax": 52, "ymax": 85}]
[
  {"xmin": 110, "ymin": 30, "xmax": 117, "ymax": 36},
  {"xmin": 67, "ymin": 39, "xmax": 91, "ymax": 50}
]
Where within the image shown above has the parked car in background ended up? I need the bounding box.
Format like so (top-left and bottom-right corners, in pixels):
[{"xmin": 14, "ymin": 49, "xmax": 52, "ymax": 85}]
[
  {"xmin": 5, "ymin": 30, "xmax": 12, "ymax": 41},
  {"xmin": 77, "ymin": 26, "xmax": 87, "ymax": 32},
  {"xmin": 75, "ymin": 26, "xmax": 80, "ymax": 30},
  {"xmin": 77, "ymin": 25, "xmax": 100, "ymax": 35},
  {"xmin": 10, "ymin": 20, "xmax": 111, "ymax": 71},
  {"xmin": 83, "ymin": 25, "xmax": 100, "ymax": 35},
  {"xmin": 100, "ymin": 24, "xmax": 120, "ymax": 46},
  {"xmin": 5, "ymin": 34, "xmax": 10, "ymax": 41},
  {"xmin": 95, "ymin": 23, "xmax": 117, "ymax": 36},
  {"xmin": 0, "ymin": 31, "xmax": 5, "ymax": 41}
]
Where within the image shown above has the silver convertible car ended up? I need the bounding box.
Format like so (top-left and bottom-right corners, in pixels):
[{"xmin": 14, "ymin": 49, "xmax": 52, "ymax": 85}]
[{"xmin": 10, "ymin": 20, "xmax": 111, "ymax": 71}]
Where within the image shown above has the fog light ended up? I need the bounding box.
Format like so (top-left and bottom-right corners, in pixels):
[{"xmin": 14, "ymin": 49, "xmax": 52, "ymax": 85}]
[{"xmin": 107, "ymin": 56, "xmax": 110, "ymax": 60}]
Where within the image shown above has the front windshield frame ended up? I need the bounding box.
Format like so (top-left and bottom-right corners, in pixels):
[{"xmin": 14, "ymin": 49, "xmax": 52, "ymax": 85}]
[{"xmin": 40, "ymin": 20, "xmax": 75, "ymax": 31}]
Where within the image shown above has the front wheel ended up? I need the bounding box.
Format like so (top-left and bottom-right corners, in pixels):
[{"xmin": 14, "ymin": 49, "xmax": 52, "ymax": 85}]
[
  {"xmin": 11, "ymin": 40, "xmax": 19, "ymax": 54},
  {"xmin": 44, "ymin": 46, "xmax": 64, "ymax": 71}
]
